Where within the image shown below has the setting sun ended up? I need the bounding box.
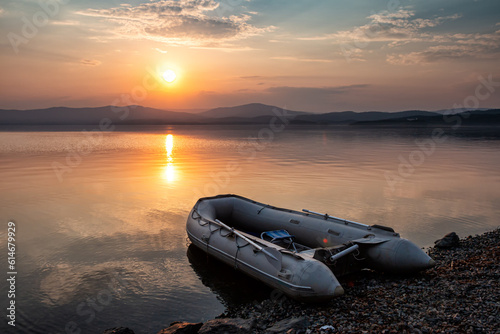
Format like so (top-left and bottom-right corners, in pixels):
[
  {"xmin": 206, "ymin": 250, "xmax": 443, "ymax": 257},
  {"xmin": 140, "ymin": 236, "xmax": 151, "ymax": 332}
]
[{"xmin": 162, "ymin": 69, "xmax": 177, "ymax": 83}]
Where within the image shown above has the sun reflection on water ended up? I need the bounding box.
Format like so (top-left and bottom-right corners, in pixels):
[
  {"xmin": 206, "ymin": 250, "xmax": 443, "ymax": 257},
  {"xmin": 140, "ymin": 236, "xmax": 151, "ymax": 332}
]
[{"xmin": 164, "ymin": 134, "xmax": 175, "ymax": 182}]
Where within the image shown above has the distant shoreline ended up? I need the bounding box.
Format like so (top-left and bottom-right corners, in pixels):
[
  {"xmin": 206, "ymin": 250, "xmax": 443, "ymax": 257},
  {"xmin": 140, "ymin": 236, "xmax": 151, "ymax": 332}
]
[
  {"xmin": 1, "ymin": 123, "xmax": 500, "ymax": 132},
  {"xmin": 1, "ymin": 104, "xmax": 499, "ymax": 128}
]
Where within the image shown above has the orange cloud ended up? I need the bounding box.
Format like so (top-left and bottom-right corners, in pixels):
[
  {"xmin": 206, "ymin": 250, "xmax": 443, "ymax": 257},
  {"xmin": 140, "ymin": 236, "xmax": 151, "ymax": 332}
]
[
  {"xmin": 80, "ymin": 59, "xmax": 101, "ymax": 66},
  {"xmin": 77, "ymin": 0, "xmax": 274, "ymax": 48}
]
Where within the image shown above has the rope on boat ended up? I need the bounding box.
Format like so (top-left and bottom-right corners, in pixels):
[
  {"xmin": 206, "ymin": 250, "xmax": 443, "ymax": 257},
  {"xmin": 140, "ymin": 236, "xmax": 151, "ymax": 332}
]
[
  {"xmin": 192, "ymin": 209, "xmax": 207, "ymax": 226},
  {"xmin": 205, "ymin": 220, "xmax": 222, "ymax": 255},
  {"xmin": 192, "ymin": 211, "xmax": 268, "ymax": 268},
  {"xmin": 234, "ymin": 235, "xmax": 251, "ymax": 269},
  {"xmin": 192, "ymin": 209, "xmax": 223, "ymax": 255},
  {"xmin": 208, "ymin": 221, "xmax": 220, "ymax": 234},
  {"xmin": 219, "ymin": 228, "xmax": 233, "ymax": 238}
]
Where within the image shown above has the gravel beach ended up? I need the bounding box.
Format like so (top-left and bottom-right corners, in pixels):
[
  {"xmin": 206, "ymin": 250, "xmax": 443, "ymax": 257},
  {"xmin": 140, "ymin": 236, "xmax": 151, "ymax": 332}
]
[
  {"xmin": 221, "ymin": 229, "xmax": 500, "ymax": 333},
  {"xmin": 104, "ymin": 229, "xmax": 499, "ymax": 334}
]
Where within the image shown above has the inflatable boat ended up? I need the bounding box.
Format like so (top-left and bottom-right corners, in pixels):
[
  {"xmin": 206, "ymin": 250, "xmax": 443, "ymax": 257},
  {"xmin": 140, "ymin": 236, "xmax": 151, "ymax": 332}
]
[{"xmin": 186, "ymin": 194, "xmax": 435, "ymax": 301}]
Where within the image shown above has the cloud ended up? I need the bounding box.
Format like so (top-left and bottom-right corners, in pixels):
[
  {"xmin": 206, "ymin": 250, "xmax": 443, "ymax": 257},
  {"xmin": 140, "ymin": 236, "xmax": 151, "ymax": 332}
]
[
  {"xmin": 329, "ymin": 9, "xmax": 462, "ymax": 45},
  {"xmin": 190, "ymin": 45, "xmax": 257, "ymax": 52},
  {"xmin": 309, "ymin": 8, "xmax": 499, "ymax": 64},
  {"xmin": 77, "ymin": 0, "xmax": 273, "ymax": 48},
  {"xmin": 387, "ymin": 30, "xmax": 500, "ymax": 64},
  {"xmin": 264, "ymin": 84, "xmax": 369, "ymax": 97},
  {"xmin": 80, "ymin": 59, "xmax": 101, "ymax": 66},
  {"xmin": 51, "ymin": 20, "xmax": 80, "ymax": 26},
  {"xmin": 238, "ymin": 74, "xmax": 332, "ymax": 81},
  {"xmin": 270, "ymin": 56, "xmax": 333, "ymax": 63},
  {"xmin": 153, "ymin": 47, "xmax": 168, "ymax": 53},
  {"xmin": 240, "ymin": 75, "xmax": 264, "ymax": 79}
]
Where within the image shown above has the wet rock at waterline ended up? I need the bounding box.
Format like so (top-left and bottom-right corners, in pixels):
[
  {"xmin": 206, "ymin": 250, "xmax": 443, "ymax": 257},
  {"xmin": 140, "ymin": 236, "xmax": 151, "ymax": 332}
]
[
  {"xmin": 198, "ymin": 318, "xmax": 254, "ymax": 334},
  {"xmin": 434, "ymin": 232, "xmax": 460, "ymax": 248},
  {"xmin": 157, "ymin": 321, "xmax": 203, "ymax": 334}
]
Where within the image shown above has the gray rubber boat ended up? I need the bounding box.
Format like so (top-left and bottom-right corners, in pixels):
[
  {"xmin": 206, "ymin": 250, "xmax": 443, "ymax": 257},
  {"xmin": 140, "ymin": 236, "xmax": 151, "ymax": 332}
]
[{"xmin": 186, "ymin": 194, "xmax": 435, "ymax": 301}]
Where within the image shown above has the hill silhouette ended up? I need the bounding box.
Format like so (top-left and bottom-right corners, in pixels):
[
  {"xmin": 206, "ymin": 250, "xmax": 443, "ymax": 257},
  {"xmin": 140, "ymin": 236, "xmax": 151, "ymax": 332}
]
[{"xmin": 1, "ymin": 104, "xmax": 499, "ymax": 126}]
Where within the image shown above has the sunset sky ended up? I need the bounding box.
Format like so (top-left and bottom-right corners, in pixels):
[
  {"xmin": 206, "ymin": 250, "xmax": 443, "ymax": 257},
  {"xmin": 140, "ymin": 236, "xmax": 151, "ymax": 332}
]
[{"xmin": 1, "ymin": 0, "xmax": 499, "ymax": 112}]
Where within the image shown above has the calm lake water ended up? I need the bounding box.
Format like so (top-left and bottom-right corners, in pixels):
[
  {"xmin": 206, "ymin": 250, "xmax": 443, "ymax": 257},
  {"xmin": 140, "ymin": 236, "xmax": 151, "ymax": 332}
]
[{"xmin": 0, "ymin": 125, "xmax": 499, "ymax": 333}]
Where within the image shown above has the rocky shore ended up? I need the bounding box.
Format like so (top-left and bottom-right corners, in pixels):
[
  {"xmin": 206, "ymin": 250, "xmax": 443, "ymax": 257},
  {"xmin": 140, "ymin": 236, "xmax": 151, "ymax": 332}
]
[{"xmin": 104, "ymin": 229, "xmax": 499, "ymax": 334}]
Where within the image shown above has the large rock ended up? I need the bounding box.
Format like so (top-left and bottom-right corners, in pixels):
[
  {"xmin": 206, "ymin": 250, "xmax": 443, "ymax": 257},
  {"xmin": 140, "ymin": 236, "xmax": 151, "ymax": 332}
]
[
  {"xmin": 198, "ymin": 318, "xmax": 254, "ymax": 334},
  {"xmin": 434, "ymin": 232, "xmax": 460, "ymax": 248},
  {"xmin": 102, "ymin": 328, "xmax": 135, "ymax": 334},
  {"xmin": 266, "ymin": 316, "xmax": 309, "ymax": 333},
  {"xmin": 157, "ymin": 321, "xmax": 203, "ymax": 334}
]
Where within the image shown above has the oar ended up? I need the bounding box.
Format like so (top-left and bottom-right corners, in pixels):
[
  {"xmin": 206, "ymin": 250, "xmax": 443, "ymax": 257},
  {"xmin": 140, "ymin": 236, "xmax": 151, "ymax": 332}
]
[{"xmin": 214, "ymin": 219, "xmax": 281, "ymax": 262}]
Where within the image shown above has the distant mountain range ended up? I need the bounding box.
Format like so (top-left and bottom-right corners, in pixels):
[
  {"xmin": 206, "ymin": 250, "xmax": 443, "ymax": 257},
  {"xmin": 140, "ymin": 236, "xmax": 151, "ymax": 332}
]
[
  {"xmin": 0, "ymin": 105, "xmax": 201, "ymax": 125},
  {"xmin": 199, "ymin": 103, "xmax": 308, "ymax": 118},
  {"xmin": 1, "ymin": 103, "xmax": 499, "ymax": 126}
]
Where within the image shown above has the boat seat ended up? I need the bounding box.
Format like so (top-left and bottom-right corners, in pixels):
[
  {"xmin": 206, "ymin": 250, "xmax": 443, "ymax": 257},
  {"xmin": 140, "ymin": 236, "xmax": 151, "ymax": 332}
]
[{"xmin": 261, "ymin": 230, "xmax": 297, "ymax": 252}]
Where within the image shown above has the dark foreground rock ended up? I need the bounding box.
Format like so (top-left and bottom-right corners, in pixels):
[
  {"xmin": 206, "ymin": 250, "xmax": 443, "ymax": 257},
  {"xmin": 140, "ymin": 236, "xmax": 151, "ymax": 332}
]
[
  {"xmin": 266, "ymin": 316, "xmax": 309, "ymax": 333},
  {"xmin": 198, "ymin": 318, "xmax": 253, "ymax": 333},
  {"xmin": 157, "ymin": 322, "xmax": 202, "ymax": 334},
  {"xmin": 104, "ymin": 228, "xmax": 499, "ymax": 334},
  {"xmin": 434, "ymin": 231, "xmax": 460, "ymax": 248}
]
